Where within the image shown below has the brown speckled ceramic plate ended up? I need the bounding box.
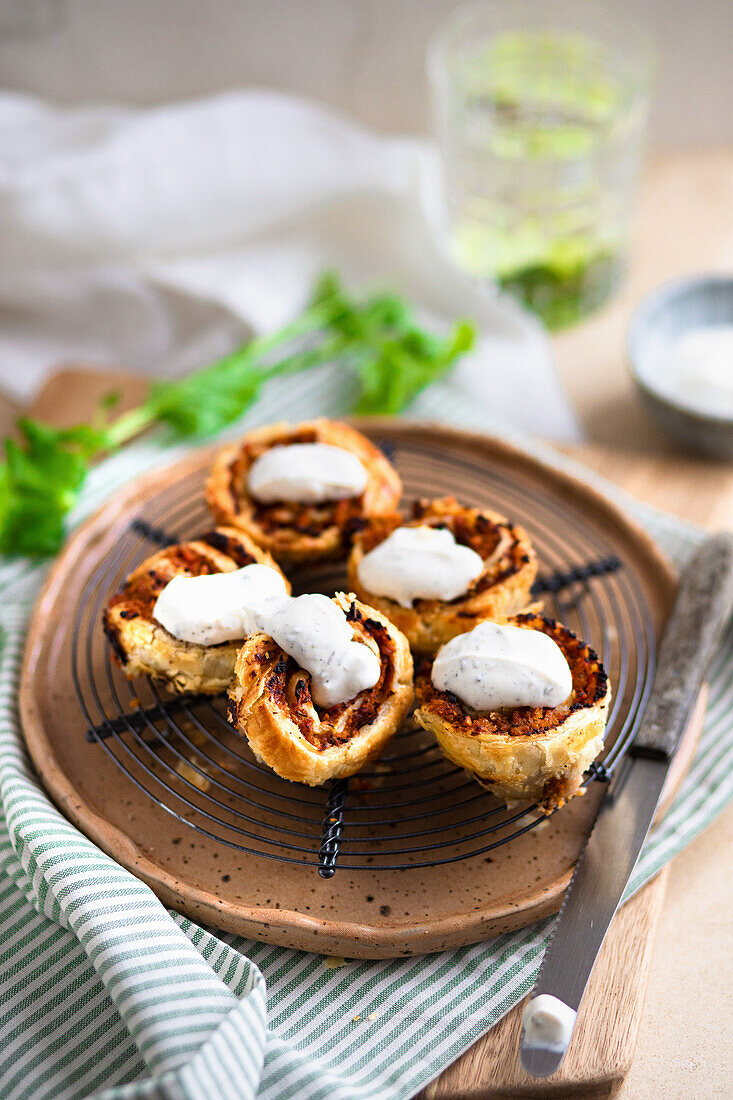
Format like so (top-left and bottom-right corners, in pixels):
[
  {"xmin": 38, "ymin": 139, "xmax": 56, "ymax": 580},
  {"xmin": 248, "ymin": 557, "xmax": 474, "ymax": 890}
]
[{"xmin": 20, "ymin": 421, "xmax": 682, "ymax": 957}]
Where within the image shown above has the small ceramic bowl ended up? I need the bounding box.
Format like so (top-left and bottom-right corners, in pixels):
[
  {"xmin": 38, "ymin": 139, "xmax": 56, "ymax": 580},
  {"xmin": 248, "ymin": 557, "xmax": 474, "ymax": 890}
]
[{"xmin": 627, "ymin": 274, "xmax": 733, "ymax": 459}]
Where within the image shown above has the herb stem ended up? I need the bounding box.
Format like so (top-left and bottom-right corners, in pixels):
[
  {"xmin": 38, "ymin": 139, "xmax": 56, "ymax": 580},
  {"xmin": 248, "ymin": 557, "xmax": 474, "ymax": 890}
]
[
  {"xmin": 104, "ymin": 404, "xmax": 160, "ymax": 449},
  {"xmin": 105, "ymin": 297, "xmax": 337, "ymax": 450}
]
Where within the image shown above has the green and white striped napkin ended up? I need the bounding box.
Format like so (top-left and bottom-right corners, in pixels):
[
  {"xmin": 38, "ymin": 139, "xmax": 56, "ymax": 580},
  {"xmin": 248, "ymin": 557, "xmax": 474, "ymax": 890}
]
[{"xmin": 1, "ymin": 369, "xmax": 730, "ymax": 1100}]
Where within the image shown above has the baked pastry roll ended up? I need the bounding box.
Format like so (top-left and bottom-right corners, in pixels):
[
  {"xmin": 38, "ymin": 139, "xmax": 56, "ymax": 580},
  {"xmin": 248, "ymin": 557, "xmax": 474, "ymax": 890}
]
[
  {"xmin": 414, "ymin": 613, "xmax": 610, "ymax": 812},
  {"xmin": 205, "ymin": 419, "xmax": 401, "ymax": 564},
  {"xmin": 103, "ymin": 528, "xmax": 289, "ymax": 695},
  {"xmin": 228, "ymin": 593, "xmax": 414, "ymax": 785},
  {"xmin": 347, "ymin": 497, "xmax": 537, "ymax": 655}
]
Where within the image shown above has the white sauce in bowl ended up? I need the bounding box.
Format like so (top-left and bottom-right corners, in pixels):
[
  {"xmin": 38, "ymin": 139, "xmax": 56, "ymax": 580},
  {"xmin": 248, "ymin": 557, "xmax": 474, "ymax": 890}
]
[
  {"xmin": 356, "ymin": 526, "xmax": 484, "ymax": 608},
  {"xmin": 431, "ymin": 621, "xmax": 572, "ymax": 712},
  {"xmin": 247, "ymin": 443, "xmax": 367, "ymax": 503},
  {"xmin": 642, "ymin": 324, "xmax": 733, "ymax": 419}
]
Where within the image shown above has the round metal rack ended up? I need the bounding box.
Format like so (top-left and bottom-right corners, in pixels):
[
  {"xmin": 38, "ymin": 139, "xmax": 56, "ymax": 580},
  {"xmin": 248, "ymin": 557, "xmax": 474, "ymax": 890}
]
[{"xmin": 73, "ymin": 439, "xmax": 656, "ymax": 877}]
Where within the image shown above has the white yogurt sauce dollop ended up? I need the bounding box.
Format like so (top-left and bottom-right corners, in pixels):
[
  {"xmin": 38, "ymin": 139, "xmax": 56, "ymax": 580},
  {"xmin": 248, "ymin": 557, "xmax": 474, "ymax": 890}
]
[
  {"xmin": 357, "ymin": 526, "xmax": 484, "ymax": 608},
  {"xmin": 247, "ymin": 443, "xmax": 367, "ymax": 503},
  {"xmin": 153, "ymin": 564, "xmax": 287, "ymax": 646},
  {"xmin": 643, "ymin": 324, "xmax": 733, "ymax": 419},
  {"xmin": 254, "ymin": 593, "xmax": 381, "ymax": 709},
  {"xmin": 521, "ymin": 995, "xmax": 577, "ymax": 1052},
  {"xmin": 431, "ymin": 621, "xmax": 572, "ymax": 711}
]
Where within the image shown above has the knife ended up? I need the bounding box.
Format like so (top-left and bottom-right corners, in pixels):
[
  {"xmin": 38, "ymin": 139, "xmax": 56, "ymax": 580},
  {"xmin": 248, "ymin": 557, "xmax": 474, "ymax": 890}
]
[{"xmin": 519, "ymin": 532, "xmax": 733, "ymax": 1078}]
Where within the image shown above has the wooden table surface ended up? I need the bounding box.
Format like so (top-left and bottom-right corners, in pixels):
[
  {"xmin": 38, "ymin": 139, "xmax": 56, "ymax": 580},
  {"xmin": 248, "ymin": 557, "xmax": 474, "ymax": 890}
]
[{"xmin": 1, "ymin": 150, "xmax": 731, "ymax": 1099}]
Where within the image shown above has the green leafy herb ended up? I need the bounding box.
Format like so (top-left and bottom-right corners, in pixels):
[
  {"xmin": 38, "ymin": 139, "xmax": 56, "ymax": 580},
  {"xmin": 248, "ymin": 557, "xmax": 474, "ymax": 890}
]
[
  {"xmin": 0, "ymin": 271, "xmax": 475, "ymax": 556},
  {"xmin": 0, "ymin": 419, "xmax": 109, "ymax": 555}
]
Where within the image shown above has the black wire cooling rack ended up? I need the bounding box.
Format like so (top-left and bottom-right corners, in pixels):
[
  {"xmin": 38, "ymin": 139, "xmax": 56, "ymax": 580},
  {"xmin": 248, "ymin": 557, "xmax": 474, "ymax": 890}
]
[{"xmin": 73, "ymin": 439, "xmax": 657, "ymax": 878}]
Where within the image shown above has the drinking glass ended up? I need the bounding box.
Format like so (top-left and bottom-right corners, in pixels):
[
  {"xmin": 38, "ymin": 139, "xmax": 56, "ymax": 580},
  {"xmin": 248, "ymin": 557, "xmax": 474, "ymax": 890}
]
[{"xmin": 428, "ymin": 0, "xmax": 653, "ymax": 329}]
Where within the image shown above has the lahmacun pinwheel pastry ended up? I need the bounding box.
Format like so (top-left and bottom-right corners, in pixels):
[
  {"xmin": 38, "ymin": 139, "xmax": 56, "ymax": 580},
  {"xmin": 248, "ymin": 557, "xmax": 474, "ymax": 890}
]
[
  {"xmin": 227, "ymin": 592, "xmax": 414, "ymax": 785},
  {"xmin": 205, "ymin": 418, "xmax": 401, "ymax": 563},
  {"xmin": 414, "ymin": 613, "xmax": 610, "ymax": 813},
  {"xmin": 103, "ymin": 528, "xmax": 289, "ymax": 695},
  {"xmin": 347, "ymin": 497, "xmax": 537, "ymax": 655}
]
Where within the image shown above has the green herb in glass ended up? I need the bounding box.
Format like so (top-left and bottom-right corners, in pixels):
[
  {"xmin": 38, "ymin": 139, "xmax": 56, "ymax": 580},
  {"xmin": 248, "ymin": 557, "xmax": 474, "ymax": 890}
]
[{"xmin": 429, "ymin": 3, "xmax": 652, "ymax": 328}]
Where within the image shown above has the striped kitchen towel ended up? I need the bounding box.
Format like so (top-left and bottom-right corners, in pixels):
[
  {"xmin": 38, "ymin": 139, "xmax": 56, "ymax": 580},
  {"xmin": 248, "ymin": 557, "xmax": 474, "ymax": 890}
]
[{"xmin": 0, "ymin": 369, "xmax": 730, "ymax": 1100}]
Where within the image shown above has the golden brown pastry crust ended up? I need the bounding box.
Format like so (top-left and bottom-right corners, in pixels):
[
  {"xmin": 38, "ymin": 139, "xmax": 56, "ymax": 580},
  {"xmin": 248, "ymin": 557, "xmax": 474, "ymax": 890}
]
[
  {"xmin": 414, "ymin": 613, "xmax": 610, "ymax": 812},
  {"xmin": 227, "ymin": 592, "xmax": 414, "ymax": 785},
  {"xmin": 205, "ymin": 419, "xmax": 402, "ymax": 563},
  {"xmin": 103, "ymin": 527, "xmax": 289, "ymax": 695},
  {"xmin": 347, "ymin": 497, "xmax": 537, "ymax": 655}
]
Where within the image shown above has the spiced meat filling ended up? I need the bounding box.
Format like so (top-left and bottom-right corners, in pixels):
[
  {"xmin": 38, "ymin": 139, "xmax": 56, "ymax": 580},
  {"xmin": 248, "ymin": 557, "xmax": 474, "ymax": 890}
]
[
  {"xmin": 104, "ymin": 536, "xmax": 256, "ymax": 639},
  {"xmin": 248, "ymin": 604, "xmax": 396, "ymax": 750},
  {"xmin": 227, "ymin": 427, "xmax": 365, "ymax": 540},
  {"xmin": 415, "ymin": 613, "xmax": 608, "ymax": 738},
  {"xmin": 355, "ymin": 497, "xmax": 531, "ymax": 606}
]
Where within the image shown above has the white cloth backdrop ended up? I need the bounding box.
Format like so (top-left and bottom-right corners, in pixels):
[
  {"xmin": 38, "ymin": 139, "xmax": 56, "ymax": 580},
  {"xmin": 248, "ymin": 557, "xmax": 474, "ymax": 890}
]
[{"xmin": 0, "ymin": 89, "xmax": 580, "ymax": 441}]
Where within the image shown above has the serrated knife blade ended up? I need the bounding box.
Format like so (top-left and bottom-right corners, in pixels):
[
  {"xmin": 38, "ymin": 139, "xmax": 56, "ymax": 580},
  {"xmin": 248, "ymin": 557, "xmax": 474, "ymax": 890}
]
[{"xmin": 519, "ymin": 533, "xmax": 733, "ymax": 1078}]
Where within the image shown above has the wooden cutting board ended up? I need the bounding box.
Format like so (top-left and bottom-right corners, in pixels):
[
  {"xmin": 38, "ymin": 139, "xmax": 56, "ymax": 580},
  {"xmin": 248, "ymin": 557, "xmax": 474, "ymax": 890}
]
[{"xmin": 12, "ymin": 367, "xmax": 716, "ymax": 1099}]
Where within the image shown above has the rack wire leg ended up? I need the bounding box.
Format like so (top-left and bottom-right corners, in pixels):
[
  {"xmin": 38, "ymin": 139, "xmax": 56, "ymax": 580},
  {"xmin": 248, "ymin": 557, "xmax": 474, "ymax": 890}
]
[{"xmin": 318, "ymin": 779, "xmax": 349, "ymax": 878}]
